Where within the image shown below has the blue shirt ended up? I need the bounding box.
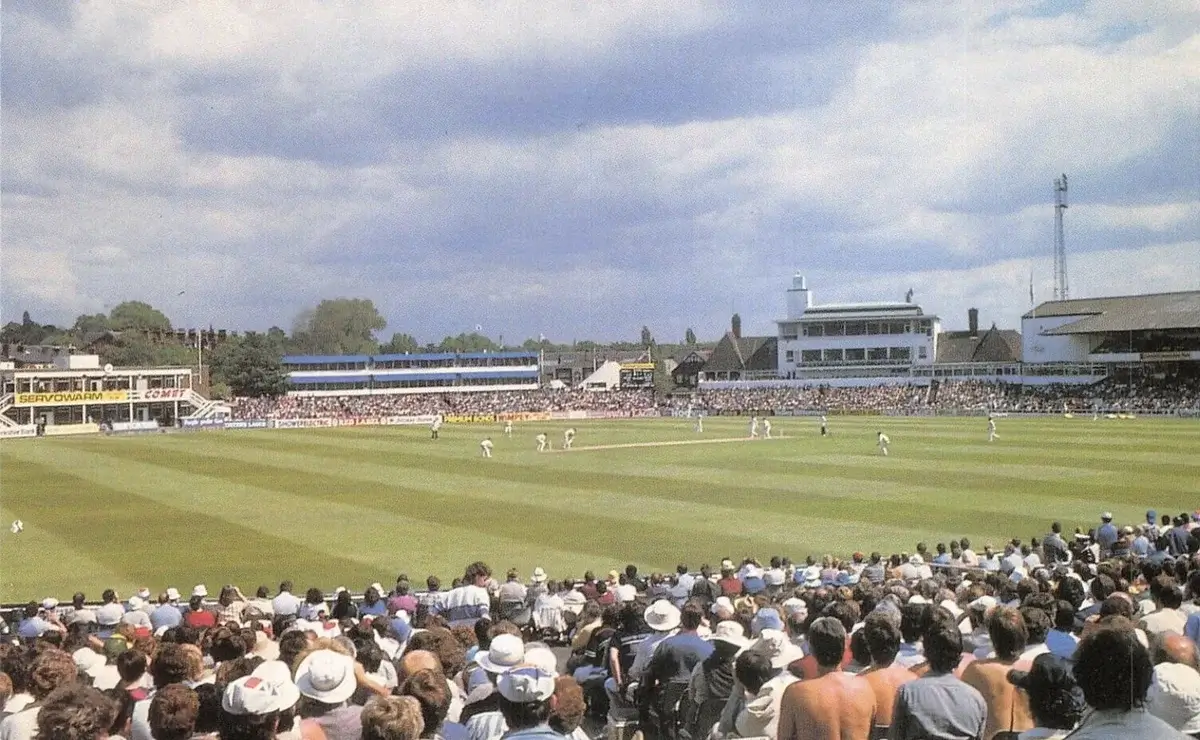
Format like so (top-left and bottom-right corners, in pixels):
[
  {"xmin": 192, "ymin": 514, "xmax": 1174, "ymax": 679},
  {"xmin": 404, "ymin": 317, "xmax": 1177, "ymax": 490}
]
[
  {"xmin": 1132, "ymin": 536, "xmax": 1151, "ymax": 556},
  {"xmin": 1046, "ymin": 629, "xmax": 1079, "ymax": 659},
  {"xmin": 891, "ymin": 671, "xmax": 987, "ymax": 740},
  {"xmin": 359, "ymin": 601, "xmax": 387, "ymax": 617},
  {"xmin": 150, "ymin": 604, "xmax": 183, "ymax": 631},
  {"xmin": 17, "ymin": 616, "xmax": 54, "ymax": 639},
  {"xmin": 1096, "ymin": 523, "xmax": 1119, "ymax": 552}
]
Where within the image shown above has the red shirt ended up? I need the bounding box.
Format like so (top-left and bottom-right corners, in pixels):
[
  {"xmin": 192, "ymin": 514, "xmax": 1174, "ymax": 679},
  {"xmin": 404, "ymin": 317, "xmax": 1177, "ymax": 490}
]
[
  {"xmin": 185, "ymin": 609, "xmax": 216, "ymax": 628},
  {"xmin": 718, "ymin": 577, "xmax": 744, "ymax": 597}
]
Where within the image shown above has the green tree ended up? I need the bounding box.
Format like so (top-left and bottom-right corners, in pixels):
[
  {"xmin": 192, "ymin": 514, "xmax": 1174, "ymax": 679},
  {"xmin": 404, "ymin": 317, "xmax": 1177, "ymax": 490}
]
[
  {"xmin": 291, "ymin": 298, "xmax": 385, "ymax": 355},
  {"xmin": 265, "ymin": 326, "xmax": 289, "ymax": 351},
  {"xmin": 685, "ymin": 327, "xmax": 697, "ymax": 345},
  {"xmin": 437, "ymin": 332, "xmax": 500, "ymax": 353},
  {"xmin": 640, "ymin": 326, "xmax": 653, "ymax": 346},
  {"xmin": 108, "ymin": 301, "xmax": 172, "ymax": 332},
  {"xmin": 99, "ymin": 334, "xmax": 195, "ymax": 368},
  {"xmin": 72, "ymin": 313, "xmax": 111, "ymax": 335},
  {"xmin": 731, "ymin": 313, "xmax": 742, "ymax": 338},
  {"xmin": 219, "ymin": 333, "xmax": 289, "ymax": 398},
  {"xmin": 380, "ymin": 332, "xmax": 421, "ymax": 354},
  {"xmin": 654, "ymin": 357, "xmax": 675, "ymax": 394}
]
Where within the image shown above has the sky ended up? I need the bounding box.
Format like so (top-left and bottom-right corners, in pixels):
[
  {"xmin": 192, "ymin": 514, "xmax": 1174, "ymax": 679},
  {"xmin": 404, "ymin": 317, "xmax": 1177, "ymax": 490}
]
[{"xmin": 2, "ymin": 0, "xmax": 1198, "ymax": 344}]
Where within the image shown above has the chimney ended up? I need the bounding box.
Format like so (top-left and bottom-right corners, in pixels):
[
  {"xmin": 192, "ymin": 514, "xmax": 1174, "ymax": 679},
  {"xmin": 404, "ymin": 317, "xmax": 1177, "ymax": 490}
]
[{"xmin": 968, "ymin": 308, "xmax": 979, "ymax": 337}]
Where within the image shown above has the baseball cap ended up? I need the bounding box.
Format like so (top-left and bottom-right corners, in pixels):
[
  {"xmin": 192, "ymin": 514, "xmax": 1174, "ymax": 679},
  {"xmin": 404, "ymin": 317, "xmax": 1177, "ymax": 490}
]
[
  {"xmin": 497, "ymin": 665, "xmax": 556, "ymax": 703},
  {"xmin": 295, "ymin": 649, "xmax": 357, "ymax": 705},
  {"xmin": 223, "ymin": 675, "xmax": 298, "ymax": 715}
]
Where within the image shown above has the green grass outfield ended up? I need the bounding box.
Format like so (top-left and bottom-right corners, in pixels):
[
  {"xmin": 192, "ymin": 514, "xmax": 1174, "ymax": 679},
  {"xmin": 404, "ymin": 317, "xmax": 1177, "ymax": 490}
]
[{"xmin": 1, "ymin": 415, "xmax": 1197, "ymax": 602}]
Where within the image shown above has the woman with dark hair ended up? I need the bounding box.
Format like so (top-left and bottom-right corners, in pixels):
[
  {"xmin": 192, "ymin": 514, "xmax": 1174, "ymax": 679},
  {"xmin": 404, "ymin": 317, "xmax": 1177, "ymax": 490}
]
[
  {"xmin": 299, "ymin": 589, "xmax": 327, "ymax": 621},
  {"xmin": 331, "ymin": 591, "xmax": 358, "ymax": 621}
]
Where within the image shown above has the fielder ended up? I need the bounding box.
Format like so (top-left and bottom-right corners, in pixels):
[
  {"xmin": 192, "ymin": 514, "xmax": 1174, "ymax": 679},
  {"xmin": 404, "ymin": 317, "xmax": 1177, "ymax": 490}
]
[
  {"xmin": 430, "ymin": 416, "xmax": 443, "ymax": 440},
  {"xmin": 480, "ymin": 438, "xmax": 493, "ymax": 458},
  {"xmin": 693, "ymin": 414, "xmax": 704, "ymax": 433},
  {"xmin": 563, "ymin": 427, "xmax": 576, "ymax": 450},
  {"xmin": 536, "ymin": 433, "xmax": 550, "ymax": 452},
  {"xmin": 820, "ymin": 415, "xmax": 829, "ymax": 437},
  {"xmin": 504, "ymin": 420, "xmax": 513, "ymax": 437},
  {"xmin": 987, "ymin": 415, "xmax": 999, "ymax": 442},
  {"xmin": 749, "ymin": 416, "xmax": 760, "ymax": 439},
  {"xmin": 762, "ymin": 418, "xmax": 773, "ymax": 439},
  {"xmin": 877, "ymin": 431, "xmax": 890, "ymax": 456}
]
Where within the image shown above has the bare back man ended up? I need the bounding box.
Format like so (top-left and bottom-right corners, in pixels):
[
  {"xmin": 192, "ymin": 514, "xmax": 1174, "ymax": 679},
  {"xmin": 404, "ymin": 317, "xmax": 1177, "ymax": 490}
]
[
  {"xmin": 857, "ymin": 612, "xmax": 917, "ymax": 730},
  {"xmin": 778, "ymin": 617, "xmax": 877, "ymax": 740}
]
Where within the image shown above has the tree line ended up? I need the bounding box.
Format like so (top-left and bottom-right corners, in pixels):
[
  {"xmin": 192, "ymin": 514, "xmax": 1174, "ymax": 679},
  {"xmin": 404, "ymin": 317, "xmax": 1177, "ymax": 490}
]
[{"xmin": 2, "ymin": 299, "xmax": 714, "ymax": 398}]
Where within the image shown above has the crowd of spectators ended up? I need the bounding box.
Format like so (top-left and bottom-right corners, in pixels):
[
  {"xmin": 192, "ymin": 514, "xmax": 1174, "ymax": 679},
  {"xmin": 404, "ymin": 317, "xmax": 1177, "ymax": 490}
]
[
  {"xmin": 233, "ymin": 391, "xmax": 657, "ymax": 421},
  {"xmin": 5, "ymin": 510, "xmax": 1200, "ymax": 740},
  {"xmin": 231, "ymin": 372, "xmax": 1200, "ymax": 423}
]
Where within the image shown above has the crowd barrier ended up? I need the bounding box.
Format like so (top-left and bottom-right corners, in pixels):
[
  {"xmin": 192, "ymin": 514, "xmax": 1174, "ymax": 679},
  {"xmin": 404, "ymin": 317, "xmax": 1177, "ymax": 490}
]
[{"xmin": 0, "ymin": 425, "xmax": 37, "ymax": 439}]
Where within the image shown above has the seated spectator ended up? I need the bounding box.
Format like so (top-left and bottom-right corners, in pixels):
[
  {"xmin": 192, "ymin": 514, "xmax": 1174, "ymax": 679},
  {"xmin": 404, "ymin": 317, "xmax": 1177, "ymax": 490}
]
[
  {"xmin": 1147, "ymin": 662, "xmax": 1200, "ymax": 736},
  {"xmin": 221, "ymin": 673, "xmax": 299, "ymax": 740},
  {"xmin": 35, "ymin": 684, "xmax": 116, "ymax": 740},
  {"xmin": 1006, "ymin": 653, "xmax": 1084, "ymax": 740},
  {"xmin": 890, "ymin": 615, "xmax": 987, "ymax": 740},
  {"xmin": 494, "ymin": 666, "xmax": 560, "ymax": 740},
  {"xmin": 1046, "ymin": 601, "xmax": 1079, "ymax": 659},
  {"xmin": 0, "ymin": 648, "xmax": 80, "ymax": 740},
  {"xmin": 362, "ymin": 696, "xmax": 426, "ymax": 740},
  {"xmin": 858, "ymin": 613, "xmax": 917, "ymax": 729},
  {"xmin": 1069, "ymin": 620, "xmax": 1185, "ymax": 739},
  {"xmin": 777, "ymin": 617, "xmax": 876, "ymax": 740},
  {"xmin": 548, "ymin": 677, "xmax": 587, "ymax": 740},
  {"xmin": 962, "ymin": 606, "xmax": 1034, "ymax": 739},
  {"xmin": 149, "ymin": 683, "xmax": 199, "ymax": 740}
]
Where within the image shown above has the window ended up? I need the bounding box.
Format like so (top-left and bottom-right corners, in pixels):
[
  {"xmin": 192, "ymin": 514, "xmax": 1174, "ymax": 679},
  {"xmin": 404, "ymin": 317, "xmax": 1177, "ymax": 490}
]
[
  {"xmin": 801, "ymin": 350, "xmax": 822, "ymax": 363},
  {"xmin": 845, "ymin": 322, "xmax": 865, "ymax": 336},
  {"xmin": 891, "ymin": 347, "xmax": 911, "ymax": 361},
  {"xmin": 804, "ymin": 324, "xmax": 824, "ymax": 337},
  {"xmin": 845, "ymin": 348, "xmax": 866, "ymax": 362},
  {"xmin": 918, "ymin": 346, "xmax": 928, "ymax": 359},
  {"xmin": 785, "ymin": 350, "xmax": 795, "ymax": 363},
  {"xmin": 868, "ymin": 347, "xmax": 888, "ymax": 361},
  {"xmin": 823, "ymin": 348, "xmax": 845, "ymax": 362}
]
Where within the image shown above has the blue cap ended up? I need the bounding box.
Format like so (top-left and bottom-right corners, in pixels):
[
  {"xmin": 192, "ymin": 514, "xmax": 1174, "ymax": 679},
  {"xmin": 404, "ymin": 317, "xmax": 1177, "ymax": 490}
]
[{"xmin": 1148, "ymin": 509, "xmax": 1157, "ymax": 522}]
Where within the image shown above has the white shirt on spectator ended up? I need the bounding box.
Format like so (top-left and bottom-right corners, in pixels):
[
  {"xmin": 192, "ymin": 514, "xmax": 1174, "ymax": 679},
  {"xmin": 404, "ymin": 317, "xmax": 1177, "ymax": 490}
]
[
  {"xmin": 273, "ymin": 590, "xmax": 302, "ymax": 616},
  {"xmin": 441, "ymin": 584, "xmax": 491, "ymax": 627},
  {"xmin": 0, "ymin": 706, "xmax": 40, "ymax": 740}
]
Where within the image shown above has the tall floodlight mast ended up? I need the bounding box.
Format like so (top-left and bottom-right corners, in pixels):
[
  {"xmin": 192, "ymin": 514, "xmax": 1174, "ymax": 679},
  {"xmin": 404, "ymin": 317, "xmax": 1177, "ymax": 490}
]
[{"xmin": 1053, "ymin": 174, "xmax": 1069, "ymax": 301}]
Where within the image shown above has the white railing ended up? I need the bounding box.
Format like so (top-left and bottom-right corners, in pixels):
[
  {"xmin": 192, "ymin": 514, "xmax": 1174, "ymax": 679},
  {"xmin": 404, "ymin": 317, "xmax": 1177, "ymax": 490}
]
[{"xmin": 0, "ymin": 394, "xmax": 16, "ymax": 427}]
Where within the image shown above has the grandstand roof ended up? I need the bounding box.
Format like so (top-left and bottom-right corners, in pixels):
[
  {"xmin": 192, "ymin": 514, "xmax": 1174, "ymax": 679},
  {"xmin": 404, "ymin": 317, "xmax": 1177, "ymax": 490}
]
[
  {"xmin": 1026, "ymin": 291, "xmax": 1200, "ymax": 334},
  {"xmin": 702, "ymin": 333, "xmax": 777, "ymax": 374},
  {"xmin": 936, "ymin": 326, "xmax": 1022, "ymax": 364}
]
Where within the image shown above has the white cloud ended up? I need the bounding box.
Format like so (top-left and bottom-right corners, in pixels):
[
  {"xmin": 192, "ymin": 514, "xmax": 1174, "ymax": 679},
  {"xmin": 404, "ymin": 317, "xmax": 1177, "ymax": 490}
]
[{"xmin": 1, "ymin": 0, "xmax": 1196, "ymax": 343}]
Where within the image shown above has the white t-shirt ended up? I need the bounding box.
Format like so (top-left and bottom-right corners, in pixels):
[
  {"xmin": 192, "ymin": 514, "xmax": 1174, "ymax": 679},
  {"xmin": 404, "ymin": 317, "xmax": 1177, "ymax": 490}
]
[{"xmin": 0, "ymin": 707, "xmax": 40, "ymax": 740}]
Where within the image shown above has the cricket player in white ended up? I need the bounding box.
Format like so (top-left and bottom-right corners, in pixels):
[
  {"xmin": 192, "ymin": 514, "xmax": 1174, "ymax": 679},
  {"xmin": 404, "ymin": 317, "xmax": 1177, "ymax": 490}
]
[
  {"xmin": 762, "ymin": 418, "xmax": 772, "ymax": 439},
  {"xmin": 820, "ymin": 415, "xmax": 828, "ymax": 437},
  {"xmin": 693, "ymin": 414, "xmax": 704, "ymax": 433},
  {"xmin": 431, "ymin": 416, "xmax": 443, "ymax": 440},
  {"xmin": 536, "ymin": 433, "xmax": 549, "ymax": 452},
  {"xmin": 877, "ymin": 431, "xmax": 890, "ymax": 456},
  {"xmin": 987, "ymin": 415, "xmax": 999, "ymax": 442},
  {"xmin": 504, "ymin": 420, "xmax": 513, "ymax": 437},
  {"xmin": 480, "ymin": 438, "xmax": 493, "ymax": 458},
  {"xmin": 749, "ymin": 416, "xmax": 759, "ymax": 439},
  {"xmin": 563, "ymin": 428, "xmax": 576, "ymax": 450}
]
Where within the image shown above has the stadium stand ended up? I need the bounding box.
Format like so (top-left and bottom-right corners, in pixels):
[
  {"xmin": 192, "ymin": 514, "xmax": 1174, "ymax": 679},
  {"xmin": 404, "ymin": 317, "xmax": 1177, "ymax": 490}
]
[{"xmin": 4, "ymin": 512, "xmax": 1200, "ymax": 740}]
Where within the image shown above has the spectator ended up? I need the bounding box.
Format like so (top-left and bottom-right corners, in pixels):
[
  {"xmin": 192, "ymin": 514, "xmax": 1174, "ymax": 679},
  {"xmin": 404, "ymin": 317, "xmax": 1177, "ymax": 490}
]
[
  {"xmin": 962, "ymin": 606, "xmax": 1034, "ymax": 739},
  {"xmin": 274, "ymin": 581, "xmax": 302, "ymax": 617},
  {"xmin": 1143, "ymin": 576, "xmax": 1189, "ymax": 637},
  {"xmin": 1005, "ymin": 653, "xmax": 1084, "ymax": 740},
  {"xmin": 402, "ymin": 667, "xmax": 463, "ymax": 740},
  {"xmin": 858, "ymin": 612, "xmax": 917, "ymax": 730},
  {"xmin": 494, "ymin": 666, "xmax": 560, "ymax": 740},
  {"xmin": 777, "ymin": 617, "xmax": 876, "ymax": 740},
  {"xmin": 1046, "ymin": 601, "xmax": 1080, "ymax": 659},
  {"xmin": 151, "ymin": 592, "xmax": 184, "ymax": 632},
  {"xmin": 1069, "ymin": 621, "xmax": 1186, "ymax": 738},
  {"xmin": 0, "ymin": 648, "xmax": 80, "ymax": 740},
  {"xmin": 296, "ymin": 646, "xmax": 367, "ymax": 740},
  {"xmin": 890, "ymin": 616, "xmax": 987, "ymax": 740},
  {"xmin": 149, "ymin": 683, "xmax": 199, "ymax": 740},
  {"xmin": 221, "ymin": 673, "xmax": 299, "ymax": 740},
  {"xmin": 1147, "ymin": 662, "xmax": 1200, "ymax": 737},
  {"xmin": 131, "ymin": 642, "xmax": 194, "ymax": 740},
  {"xmin": 641, "ymin": 601, "xmax": 711, "ymax": 739},
  {"xmin": 442, "ymin": 564, "xmax": 492, "ymax": 628},
  {"xmin": 362, "ymin": 696, "xmax": 426, "ymax": 740},
  {"xmin": 547, "ymin": 677, "xmax": 587, "ymax": 740},
  {"xmin": 683, "ymin": 620, "xmax": 745, "ymax": 738},
  {"xmin": 34, "ymin": 684, "xmax": 115, "ymax": 740}
]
